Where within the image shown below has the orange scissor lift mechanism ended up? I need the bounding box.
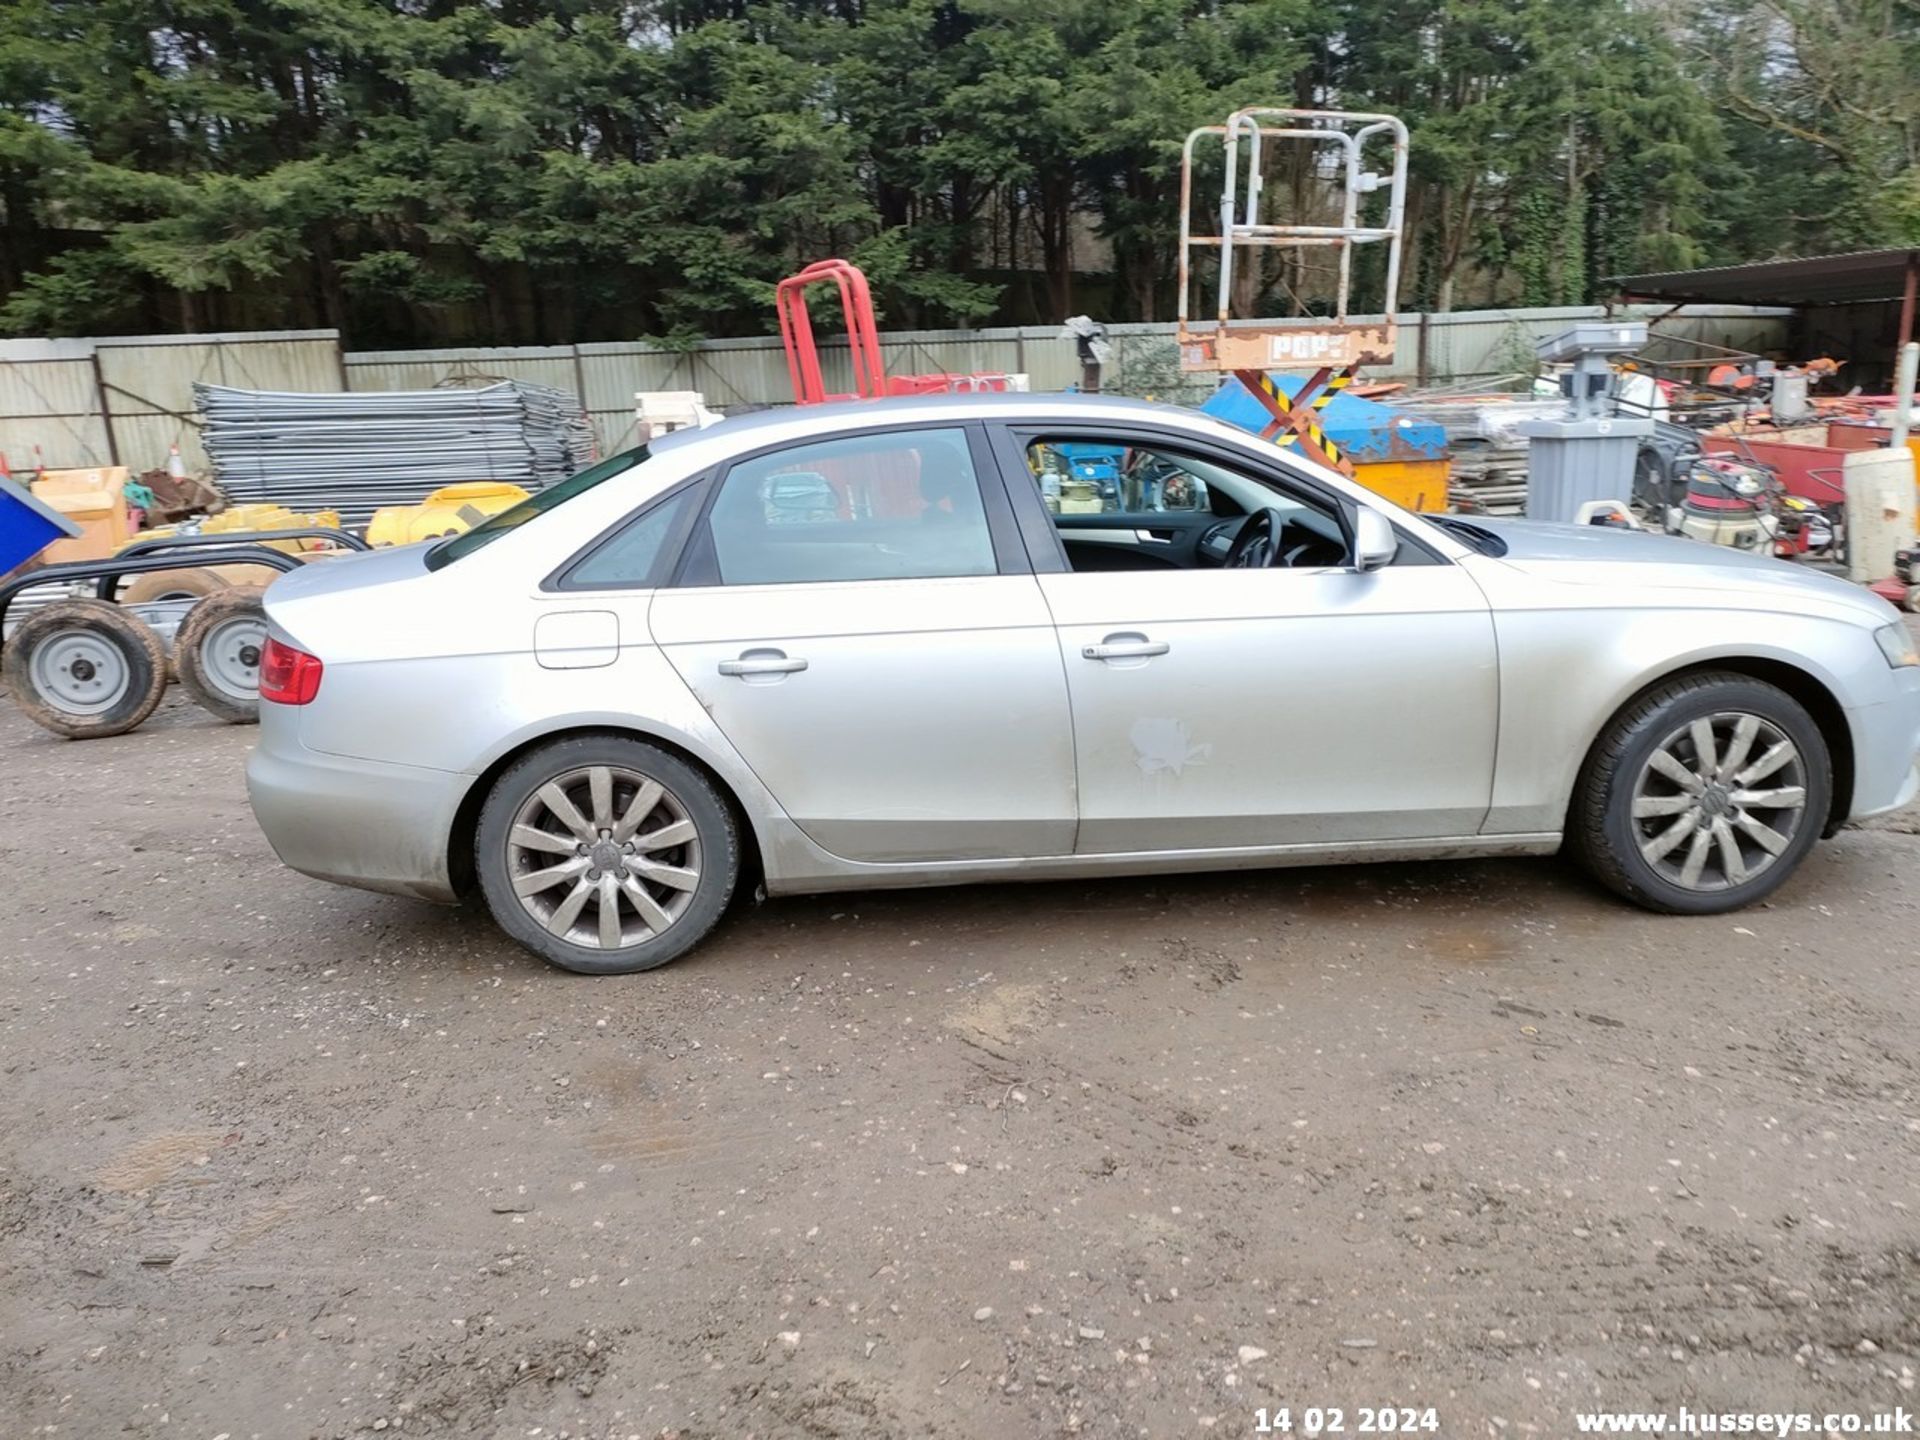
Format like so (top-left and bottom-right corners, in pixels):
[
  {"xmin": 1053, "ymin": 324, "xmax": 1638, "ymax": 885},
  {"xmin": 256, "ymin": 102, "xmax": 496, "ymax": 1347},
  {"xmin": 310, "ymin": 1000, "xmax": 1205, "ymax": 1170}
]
[
  {"xmin": 777, "ymin": 259, "xmax": 1017, "ymax": 405},
  {"xmin": 1178, "ymin": 108, "xmax": 1410, "ymax": 477}
]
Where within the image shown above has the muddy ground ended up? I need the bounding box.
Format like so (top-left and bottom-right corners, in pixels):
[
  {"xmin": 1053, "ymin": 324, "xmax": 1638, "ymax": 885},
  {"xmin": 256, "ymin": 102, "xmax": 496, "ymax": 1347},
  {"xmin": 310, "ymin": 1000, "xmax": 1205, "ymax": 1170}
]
[{"xmin": 3, "ymin": 690, "xmax": 1918, "ymax": 1440}]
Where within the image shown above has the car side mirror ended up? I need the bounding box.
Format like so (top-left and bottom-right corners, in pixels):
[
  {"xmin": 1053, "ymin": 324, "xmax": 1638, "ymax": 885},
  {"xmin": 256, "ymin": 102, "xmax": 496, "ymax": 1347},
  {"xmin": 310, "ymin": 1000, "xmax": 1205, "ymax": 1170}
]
[{"xmin": 1353, "ymin": 504, "xmax": 1399, "ymax": 571}]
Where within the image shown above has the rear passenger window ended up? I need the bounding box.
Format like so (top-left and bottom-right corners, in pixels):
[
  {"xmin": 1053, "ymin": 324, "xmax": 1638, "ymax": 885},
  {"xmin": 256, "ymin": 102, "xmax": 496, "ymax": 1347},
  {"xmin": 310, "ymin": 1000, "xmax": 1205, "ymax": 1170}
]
[
  {"xmin": 706, "ymin": 428, "xmax": 997, "ymax": 586},
  {"xmin": 561, "ymin": 486, "xmax": 698, "ymax": 589}
]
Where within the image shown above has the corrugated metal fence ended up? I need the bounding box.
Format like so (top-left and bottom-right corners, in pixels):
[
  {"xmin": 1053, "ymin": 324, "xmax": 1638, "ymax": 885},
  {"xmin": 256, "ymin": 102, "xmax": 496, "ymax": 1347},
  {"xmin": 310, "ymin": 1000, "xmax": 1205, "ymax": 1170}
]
[
  {"xmin": 0, "ymin": 330, "xmax": 344, "ymax": 474},
  {"xmin": 0, "ymin": 305, "xmax": 1790, "ymax": 470}
]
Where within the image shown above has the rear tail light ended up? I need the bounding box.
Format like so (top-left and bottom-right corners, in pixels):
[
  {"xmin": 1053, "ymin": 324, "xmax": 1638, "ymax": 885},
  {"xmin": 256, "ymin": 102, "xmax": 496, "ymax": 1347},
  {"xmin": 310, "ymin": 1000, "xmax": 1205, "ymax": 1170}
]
[{"xmin": 259, "ymin": 637, "xmax": 324, "ymax": 705}]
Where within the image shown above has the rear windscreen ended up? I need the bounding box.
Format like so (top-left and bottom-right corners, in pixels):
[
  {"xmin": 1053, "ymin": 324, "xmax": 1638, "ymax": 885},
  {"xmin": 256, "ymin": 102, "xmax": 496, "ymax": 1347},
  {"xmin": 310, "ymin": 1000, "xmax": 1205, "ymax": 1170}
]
[{"xmin": 424, "ymin": 445, "xmax": 650, "ymax": 569}]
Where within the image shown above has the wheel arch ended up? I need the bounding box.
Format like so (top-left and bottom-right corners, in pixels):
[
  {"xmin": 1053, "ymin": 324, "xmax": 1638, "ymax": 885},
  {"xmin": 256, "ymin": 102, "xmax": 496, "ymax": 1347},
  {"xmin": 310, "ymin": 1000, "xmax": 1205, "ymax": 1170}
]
[
  {"xmin": 445, "ymin": 721, "xmax": 768, "ymax": 900},
  {"xmin": 1573, "ymin": 655, "xmax": 1853, "ymax": 837}
]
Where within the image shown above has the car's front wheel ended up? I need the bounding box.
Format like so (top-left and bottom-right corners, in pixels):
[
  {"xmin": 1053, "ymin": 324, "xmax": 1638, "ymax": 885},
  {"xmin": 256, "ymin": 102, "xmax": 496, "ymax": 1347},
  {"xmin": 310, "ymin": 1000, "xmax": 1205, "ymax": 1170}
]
[
  {"xmin": 475, "ymin": 735, "xmax": 739, "ymax": 974},
  {"xmin": 1572, "ymin": 672, "xmax": 1830, "ymax": 913}
]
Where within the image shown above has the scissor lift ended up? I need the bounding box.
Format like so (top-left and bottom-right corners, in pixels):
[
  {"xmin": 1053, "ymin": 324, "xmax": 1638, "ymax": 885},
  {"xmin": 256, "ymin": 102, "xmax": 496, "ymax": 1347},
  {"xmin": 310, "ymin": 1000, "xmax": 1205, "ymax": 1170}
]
[{"xmin": 1177, "ymin": 108, "xmax": 1410, "ymax": 477}]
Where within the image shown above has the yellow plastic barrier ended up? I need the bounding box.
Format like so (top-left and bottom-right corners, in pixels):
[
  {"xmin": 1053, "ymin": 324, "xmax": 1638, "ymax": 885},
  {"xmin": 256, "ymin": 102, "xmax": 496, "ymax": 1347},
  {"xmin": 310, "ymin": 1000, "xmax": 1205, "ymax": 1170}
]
[{"xmin": 366, "ymin": 483, "xmax": 530, "ymax": 548}]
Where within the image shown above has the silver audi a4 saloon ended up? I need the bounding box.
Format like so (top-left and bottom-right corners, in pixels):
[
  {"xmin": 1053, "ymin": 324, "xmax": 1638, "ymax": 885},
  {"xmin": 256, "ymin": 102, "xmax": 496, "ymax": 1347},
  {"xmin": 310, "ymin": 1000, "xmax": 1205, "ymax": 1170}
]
[{"xmin": 245, "ymin": 393, "xmax": 1920, "ymax": 973}]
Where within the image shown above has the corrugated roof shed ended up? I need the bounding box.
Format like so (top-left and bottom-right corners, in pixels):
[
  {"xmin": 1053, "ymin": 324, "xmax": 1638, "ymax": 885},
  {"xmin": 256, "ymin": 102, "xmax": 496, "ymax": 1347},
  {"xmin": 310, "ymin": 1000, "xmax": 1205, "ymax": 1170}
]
[{"xmin": 1612, "ymin": 249, "xmax": 1920, "ymax": 310}]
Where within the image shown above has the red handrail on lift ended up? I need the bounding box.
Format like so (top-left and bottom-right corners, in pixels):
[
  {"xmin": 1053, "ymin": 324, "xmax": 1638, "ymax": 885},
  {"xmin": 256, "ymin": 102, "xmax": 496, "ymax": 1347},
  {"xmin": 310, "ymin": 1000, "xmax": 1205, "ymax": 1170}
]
[
  {"xmin": 776, "ymin": 258, "xmax": 1019, "ymax": 405},
  {"xmin": 777, "ymin": 259, "xmax": 889, "ymax": 404}
]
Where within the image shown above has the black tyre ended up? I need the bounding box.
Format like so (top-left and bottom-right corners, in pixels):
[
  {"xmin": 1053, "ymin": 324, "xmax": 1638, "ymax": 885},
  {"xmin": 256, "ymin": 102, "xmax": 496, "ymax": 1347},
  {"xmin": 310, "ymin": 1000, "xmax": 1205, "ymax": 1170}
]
[
  {"xmin": 2, "ymin": 598, "xmax": 168, "ymax": 739},
  {"xmin": 173, "ymin": 585, "xmax": 267, "ymax": 724},
  {"xmin": 475, "ymin": 735, "xmax": 739, "ymax": 974},
  {"xmin": 1571, "ymin": 671, "xmax": 1830, "ymax": 913}
]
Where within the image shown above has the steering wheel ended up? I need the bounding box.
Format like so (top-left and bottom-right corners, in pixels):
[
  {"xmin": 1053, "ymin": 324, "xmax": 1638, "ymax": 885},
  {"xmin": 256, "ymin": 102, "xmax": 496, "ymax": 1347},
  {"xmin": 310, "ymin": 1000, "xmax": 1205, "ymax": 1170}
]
[{"xmin": 1223, "ymin": 507, "xmax": 1283, "ymax": 568}]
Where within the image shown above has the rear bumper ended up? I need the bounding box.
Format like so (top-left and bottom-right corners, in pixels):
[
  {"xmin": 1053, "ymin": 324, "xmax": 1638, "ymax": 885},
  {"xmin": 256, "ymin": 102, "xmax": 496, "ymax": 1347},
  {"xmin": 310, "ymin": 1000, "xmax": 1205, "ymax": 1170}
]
[{"xmin": 246, "ymin": 704, "xmax": 467, "ymax": 903}]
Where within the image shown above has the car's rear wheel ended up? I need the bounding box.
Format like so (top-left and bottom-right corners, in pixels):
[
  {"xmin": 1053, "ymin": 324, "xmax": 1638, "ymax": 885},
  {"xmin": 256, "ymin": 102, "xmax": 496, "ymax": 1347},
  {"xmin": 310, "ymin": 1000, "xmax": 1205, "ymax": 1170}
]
[
  {"xmin": 1572, "ymin": 672, "xmax": 1829, "ymax": 913},
  {"xmin": 475, "ymin": 735, "xmax": 739, "ymax": 974}
]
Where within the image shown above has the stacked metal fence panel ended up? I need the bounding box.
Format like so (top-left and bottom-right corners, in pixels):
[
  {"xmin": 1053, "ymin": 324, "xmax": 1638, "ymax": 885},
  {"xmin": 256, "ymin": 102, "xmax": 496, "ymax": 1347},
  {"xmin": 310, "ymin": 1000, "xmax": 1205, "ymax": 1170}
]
[{"xmin": 194, "ymin": 381, "xmax": 595, "ymax": 526}]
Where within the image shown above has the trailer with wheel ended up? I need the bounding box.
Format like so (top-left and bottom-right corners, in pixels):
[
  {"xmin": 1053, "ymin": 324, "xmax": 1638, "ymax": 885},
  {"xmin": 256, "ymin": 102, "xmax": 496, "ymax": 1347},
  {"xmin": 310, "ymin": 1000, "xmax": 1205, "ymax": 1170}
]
[{"xmin": 1, "ymin": 475, "xmax": 366, "ymax": 739}]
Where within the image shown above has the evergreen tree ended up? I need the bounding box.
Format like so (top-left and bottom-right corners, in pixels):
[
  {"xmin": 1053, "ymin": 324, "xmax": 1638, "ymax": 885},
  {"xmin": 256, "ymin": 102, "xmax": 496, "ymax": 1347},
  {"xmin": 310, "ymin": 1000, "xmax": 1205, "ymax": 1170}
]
[{"xmin": 0, "ymin": 0, "xmax": 1911, "ymax": 343}]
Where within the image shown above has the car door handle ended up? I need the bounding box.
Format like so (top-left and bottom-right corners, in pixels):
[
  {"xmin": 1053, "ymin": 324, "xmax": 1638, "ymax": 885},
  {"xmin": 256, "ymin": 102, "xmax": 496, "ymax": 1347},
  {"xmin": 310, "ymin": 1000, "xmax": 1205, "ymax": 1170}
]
[
  {"xmin": 719, "ymin": 652, "xmax": 808, "ymax": 677},
  {"xmin": 1082, "ymin": 637, "xmax": 1170, "ymax": 661}
]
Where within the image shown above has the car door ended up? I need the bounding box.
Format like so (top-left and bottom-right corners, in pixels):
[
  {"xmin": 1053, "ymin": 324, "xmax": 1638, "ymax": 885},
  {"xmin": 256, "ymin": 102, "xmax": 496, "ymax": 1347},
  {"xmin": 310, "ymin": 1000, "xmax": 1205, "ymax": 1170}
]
[
  {"xmin": 993, "ymin": 423, "xmax": 1499, "ymax": 854},
  {"xmin": 647, "ymin": 422, "xmax": 1076, "ymax": 864}
]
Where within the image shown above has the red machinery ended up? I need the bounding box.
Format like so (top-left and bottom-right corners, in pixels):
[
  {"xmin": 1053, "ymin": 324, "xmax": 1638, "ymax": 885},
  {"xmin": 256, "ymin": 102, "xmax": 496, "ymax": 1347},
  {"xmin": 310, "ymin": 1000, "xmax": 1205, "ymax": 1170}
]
[{"xmin": 775, "ymin": 259, "xmax": 1016, "ymax": 405}]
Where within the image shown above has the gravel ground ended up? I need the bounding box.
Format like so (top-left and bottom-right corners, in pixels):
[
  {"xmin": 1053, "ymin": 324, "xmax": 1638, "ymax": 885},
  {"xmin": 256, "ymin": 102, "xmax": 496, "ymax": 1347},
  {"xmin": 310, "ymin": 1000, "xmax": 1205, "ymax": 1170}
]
[{"xmin": 3, "ymin": 688, "xmax": 1919, "ymax": 1440}]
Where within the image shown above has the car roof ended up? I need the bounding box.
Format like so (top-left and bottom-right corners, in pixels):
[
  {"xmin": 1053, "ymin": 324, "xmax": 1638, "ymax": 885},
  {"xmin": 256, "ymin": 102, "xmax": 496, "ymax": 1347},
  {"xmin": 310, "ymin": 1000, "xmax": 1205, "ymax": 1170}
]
[{"xmin": 649, "ymin": 390, "xmax": 1218, "ymax": 460}]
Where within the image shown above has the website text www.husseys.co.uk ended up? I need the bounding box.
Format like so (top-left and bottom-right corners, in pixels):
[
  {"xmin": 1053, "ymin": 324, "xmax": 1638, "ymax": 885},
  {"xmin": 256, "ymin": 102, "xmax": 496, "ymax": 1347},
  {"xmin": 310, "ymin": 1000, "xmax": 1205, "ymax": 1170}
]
[{"xmin": 1574, "ymin": 1409, "xmax": 1912, "ymax": 1435}]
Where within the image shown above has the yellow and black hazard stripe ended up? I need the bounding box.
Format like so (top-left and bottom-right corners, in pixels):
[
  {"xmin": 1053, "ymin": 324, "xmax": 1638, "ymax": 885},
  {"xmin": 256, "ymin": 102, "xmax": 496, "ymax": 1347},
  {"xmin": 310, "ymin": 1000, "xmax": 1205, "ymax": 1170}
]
[
  {"xmin": 1271, "ymin": 366, "xmax": 1353, "ymax": 434},
  {"xmin": 1309, "ymin": 367, "xmax": 1354, "ymax": 412},
  {"xmin": 1277, "ymin": 412, "xmax": 1344, "ymax": 469},
  {"xmin": 1296, "ymin": 421, "xmax": 1343, "ymax": 470},
  {"xmin": 1271, "ymin": 364, "xmax": 1355, "ymax": 470}
]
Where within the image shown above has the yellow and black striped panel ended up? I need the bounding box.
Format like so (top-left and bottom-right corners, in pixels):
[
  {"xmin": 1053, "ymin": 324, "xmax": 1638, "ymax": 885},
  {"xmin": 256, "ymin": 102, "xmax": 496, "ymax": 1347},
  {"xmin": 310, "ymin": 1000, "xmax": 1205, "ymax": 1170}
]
[
  {"xmin": 1273, "ymin": 365, "xmax": 1354, "ymax": 468},
  {"xmin": 1303, "ymin": 425, "xmax": 1342, "ymax": 468},
  {"xmin": 1310, "ymin": 369, "xmax": 1353, "ymax": 411},
  {"xmin": 1273, "ymin": 422, "xmax": 1344, "ymax": 469}
]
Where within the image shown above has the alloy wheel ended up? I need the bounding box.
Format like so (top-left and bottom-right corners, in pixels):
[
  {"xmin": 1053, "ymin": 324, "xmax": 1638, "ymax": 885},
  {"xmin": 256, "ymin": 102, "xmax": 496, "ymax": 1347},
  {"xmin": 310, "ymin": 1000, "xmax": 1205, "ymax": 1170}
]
[
  {"xmin": 504, "ymin": 765, "xmax": 703, "ymax": 950},
  {"xmin": 1630, "ymin": 711, "xmax": 1807, "ymax": 892}
]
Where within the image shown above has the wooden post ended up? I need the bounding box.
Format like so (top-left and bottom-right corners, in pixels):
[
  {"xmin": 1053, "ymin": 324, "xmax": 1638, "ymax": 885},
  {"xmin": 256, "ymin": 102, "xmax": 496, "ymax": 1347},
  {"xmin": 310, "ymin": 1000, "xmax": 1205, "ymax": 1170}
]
[
  {"xmin": 88, "ymin": 350, "xmax": 120, "ymax": 466},
  {"xmin": 1899, "ymin": 252, "xmax": 1918, "ymax": 353}
]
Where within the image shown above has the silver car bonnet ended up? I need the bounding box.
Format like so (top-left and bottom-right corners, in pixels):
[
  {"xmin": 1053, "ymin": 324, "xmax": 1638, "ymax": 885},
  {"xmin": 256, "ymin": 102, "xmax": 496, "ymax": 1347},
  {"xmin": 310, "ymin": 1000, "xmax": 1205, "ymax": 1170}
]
[{"xmin": 1465, "ymin": 516, "xmax": 1896, "ymax": 624}]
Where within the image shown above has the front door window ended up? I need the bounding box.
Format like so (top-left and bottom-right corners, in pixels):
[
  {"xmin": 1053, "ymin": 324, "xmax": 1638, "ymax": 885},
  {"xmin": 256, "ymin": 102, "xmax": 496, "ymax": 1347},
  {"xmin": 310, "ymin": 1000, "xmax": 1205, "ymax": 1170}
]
[{"xmin": 1021, "ymin": 435, "xmax": 1350, "ymax": 574}]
